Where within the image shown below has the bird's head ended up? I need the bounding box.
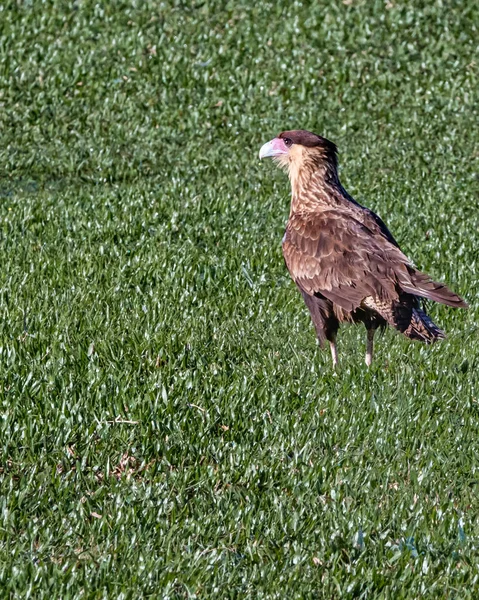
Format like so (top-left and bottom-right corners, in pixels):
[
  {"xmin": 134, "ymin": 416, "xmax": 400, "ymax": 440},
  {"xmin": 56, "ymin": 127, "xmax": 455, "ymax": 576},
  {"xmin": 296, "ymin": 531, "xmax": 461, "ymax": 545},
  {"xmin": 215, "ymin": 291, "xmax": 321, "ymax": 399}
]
[{"xmin": 259, "ymin": 130, "xmax": 338, "ymax": 188}]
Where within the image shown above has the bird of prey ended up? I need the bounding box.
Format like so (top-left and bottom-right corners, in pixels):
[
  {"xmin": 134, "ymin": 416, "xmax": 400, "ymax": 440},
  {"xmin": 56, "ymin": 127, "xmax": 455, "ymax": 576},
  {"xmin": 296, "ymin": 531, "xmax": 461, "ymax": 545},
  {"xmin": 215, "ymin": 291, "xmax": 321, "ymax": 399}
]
[{"xmin": 259, "ymin": 129, "xmax": 467, "ymax": 367}]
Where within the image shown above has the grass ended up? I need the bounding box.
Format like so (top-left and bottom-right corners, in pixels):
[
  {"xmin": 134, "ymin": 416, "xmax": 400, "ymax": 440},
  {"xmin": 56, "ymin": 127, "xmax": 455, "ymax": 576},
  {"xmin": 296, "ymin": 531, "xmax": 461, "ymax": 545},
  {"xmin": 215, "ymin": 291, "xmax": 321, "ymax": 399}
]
[{"xmin": 0, "ymin": 0, "xmax": 478, "ymax": 597}]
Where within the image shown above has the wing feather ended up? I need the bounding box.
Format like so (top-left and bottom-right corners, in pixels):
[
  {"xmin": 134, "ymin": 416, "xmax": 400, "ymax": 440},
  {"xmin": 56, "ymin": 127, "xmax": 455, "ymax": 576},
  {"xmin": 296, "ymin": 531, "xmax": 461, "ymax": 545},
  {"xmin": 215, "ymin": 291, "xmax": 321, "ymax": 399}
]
[{"xmin": 282, "ymin": 209, "xmax": 466, "ymax": 311}]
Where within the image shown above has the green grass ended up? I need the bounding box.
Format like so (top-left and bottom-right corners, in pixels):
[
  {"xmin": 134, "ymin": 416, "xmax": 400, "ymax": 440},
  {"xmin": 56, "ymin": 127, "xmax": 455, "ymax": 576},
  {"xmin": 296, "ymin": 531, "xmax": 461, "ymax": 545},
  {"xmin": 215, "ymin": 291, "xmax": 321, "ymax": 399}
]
[{"xmin": 0, "ymin": 0, "xmax": 478, "ymax": 597}]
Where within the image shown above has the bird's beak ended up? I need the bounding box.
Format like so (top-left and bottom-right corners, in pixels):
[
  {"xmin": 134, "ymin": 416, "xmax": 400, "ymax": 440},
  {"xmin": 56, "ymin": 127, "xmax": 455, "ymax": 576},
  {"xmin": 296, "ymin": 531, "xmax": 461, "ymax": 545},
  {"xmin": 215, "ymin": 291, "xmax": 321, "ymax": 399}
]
[{"xmin": 259, "ymin": 137, "xmax": 289, "ymax": 159}]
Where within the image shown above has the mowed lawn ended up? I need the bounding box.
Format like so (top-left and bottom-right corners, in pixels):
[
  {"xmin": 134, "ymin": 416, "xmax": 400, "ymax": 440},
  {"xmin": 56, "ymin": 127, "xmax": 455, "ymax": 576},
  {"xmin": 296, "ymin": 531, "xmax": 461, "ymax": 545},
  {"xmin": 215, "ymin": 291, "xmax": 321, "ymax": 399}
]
[{"xmin": 1, "ymin": 1, "xmax": 478, "ymax": 597}]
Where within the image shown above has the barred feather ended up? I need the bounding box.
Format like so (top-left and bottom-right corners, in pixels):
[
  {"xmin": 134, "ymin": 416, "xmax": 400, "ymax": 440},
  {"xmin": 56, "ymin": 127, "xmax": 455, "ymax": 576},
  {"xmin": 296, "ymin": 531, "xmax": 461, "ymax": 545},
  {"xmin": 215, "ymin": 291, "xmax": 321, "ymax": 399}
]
[{"xmin": 404, "ymin": 309, "xmax": 445, "ymax": 343}]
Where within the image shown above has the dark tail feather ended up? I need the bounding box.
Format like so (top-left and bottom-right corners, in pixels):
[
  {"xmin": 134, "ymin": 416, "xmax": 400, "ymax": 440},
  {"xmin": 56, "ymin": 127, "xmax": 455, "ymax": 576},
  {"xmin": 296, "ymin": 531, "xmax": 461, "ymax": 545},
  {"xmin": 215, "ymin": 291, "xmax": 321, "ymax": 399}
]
[
  {"xmin": 404, "ymin": 308, "xmax": 445, "ymax": 344},
  {"xmin": 402, "ymin": 270, "xmax": 468, "ymax": 308}
]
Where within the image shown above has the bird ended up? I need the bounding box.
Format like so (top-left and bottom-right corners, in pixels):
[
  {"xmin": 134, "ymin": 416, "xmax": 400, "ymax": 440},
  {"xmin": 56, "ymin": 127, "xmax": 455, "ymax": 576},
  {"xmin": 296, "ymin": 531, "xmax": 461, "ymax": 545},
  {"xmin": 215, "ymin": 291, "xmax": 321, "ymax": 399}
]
[{"xmin": 259, "ymin": 129, "xmax": 467, "ymax": 367}]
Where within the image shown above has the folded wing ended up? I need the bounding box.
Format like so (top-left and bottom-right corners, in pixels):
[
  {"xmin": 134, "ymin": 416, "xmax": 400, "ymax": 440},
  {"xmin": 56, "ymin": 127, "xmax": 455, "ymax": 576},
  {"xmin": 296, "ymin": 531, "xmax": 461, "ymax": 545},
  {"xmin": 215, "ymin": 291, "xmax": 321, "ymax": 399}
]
[{"xmin": 282, "ymin": 210, "xmax": 467, "ymax": 312}]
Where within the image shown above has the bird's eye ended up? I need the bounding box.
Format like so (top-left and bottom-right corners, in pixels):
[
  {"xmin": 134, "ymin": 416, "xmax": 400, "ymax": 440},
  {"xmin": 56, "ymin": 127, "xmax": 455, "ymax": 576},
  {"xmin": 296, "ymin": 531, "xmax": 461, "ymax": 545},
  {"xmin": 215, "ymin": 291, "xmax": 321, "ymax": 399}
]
[{"xmin": 283, "ymin": 138, "xmax": 293, "ymax": 147}]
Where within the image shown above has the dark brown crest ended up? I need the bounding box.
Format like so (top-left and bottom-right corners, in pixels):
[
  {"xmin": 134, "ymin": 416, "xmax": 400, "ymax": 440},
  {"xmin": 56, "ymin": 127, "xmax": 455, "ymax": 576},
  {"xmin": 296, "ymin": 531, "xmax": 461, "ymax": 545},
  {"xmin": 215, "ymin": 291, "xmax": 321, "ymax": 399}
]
[{"xmin": 278, "ymin": 130, "xmax": 338, "ymax": 154}]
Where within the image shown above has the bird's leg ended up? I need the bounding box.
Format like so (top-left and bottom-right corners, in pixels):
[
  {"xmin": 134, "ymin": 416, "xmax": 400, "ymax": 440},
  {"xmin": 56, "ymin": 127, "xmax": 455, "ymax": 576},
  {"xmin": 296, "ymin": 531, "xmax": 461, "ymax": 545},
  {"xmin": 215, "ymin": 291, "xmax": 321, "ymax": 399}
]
[
  {"xmin": 365, "ymin": 328, "xmax": 375, "ymax": 367},
  {"xmin": 329, "ymin": 338, "xmax": 338, "ymax": 368}
]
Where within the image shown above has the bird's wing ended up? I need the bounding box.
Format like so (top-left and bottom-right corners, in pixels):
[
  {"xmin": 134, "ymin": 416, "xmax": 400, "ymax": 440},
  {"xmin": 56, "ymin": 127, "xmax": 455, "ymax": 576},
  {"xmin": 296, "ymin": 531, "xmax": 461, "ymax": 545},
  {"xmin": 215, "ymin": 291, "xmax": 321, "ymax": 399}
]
[
  {"xmin": 362, "ymin": 207, "xmax": 400, "ymax": 248},
  {"xmin": 282, "ymin": 209, "xmax": 466, "ymax": 312},
  {"xmin": 339, "ymin": 187, "xmax": 401, "ymax": 248}
]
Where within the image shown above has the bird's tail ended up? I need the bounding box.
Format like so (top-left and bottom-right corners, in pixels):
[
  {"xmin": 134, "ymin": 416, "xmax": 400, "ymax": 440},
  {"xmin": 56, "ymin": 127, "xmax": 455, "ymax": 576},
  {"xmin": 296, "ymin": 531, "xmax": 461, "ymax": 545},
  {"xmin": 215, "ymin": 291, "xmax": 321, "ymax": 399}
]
[
  {"xmin": 401, "ymin": 269, "xmax": 468, "ymax": 308},
  {"xmin": 404, "ymin": 308, "xmax": 445, "ymax": 344}
]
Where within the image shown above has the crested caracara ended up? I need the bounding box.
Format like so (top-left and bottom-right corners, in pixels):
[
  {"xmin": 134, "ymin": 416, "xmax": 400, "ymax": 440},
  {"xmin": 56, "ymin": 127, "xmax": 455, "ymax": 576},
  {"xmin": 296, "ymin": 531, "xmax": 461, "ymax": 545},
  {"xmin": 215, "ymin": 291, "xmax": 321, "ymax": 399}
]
[{"xmin": 259, "ymin": 130, "xmax": 467, "ymax": 367}]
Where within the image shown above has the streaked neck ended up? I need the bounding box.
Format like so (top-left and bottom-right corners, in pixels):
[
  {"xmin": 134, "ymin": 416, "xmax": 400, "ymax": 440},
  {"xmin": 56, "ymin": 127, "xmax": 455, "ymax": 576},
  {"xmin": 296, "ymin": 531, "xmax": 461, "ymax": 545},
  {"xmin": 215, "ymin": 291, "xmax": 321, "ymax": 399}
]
[{"xmin": 289, "ymin": 161, "xmax": 340, "ymax": 213}]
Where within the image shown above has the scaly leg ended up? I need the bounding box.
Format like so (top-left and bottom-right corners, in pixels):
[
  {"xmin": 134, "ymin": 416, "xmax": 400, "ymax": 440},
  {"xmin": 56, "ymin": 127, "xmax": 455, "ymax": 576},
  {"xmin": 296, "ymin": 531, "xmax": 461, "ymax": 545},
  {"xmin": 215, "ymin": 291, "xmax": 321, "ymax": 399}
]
[
  {"xmin": 365, "ymin": 328, "xmax": 375, "ymax": 367},
  {"xmin": 329, "ymin": 339, "xmax": 338, "ymax": 368}
]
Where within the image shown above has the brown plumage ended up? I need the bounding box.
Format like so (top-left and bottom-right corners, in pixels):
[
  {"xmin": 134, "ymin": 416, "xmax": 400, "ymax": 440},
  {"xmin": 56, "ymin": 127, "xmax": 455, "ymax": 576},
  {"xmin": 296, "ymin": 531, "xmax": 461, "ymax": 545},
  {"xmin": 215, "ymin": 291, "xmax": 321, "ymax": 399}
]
[{"xmin": 259, "ymin": 129, "xmax": 467, "ymax": 366}]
